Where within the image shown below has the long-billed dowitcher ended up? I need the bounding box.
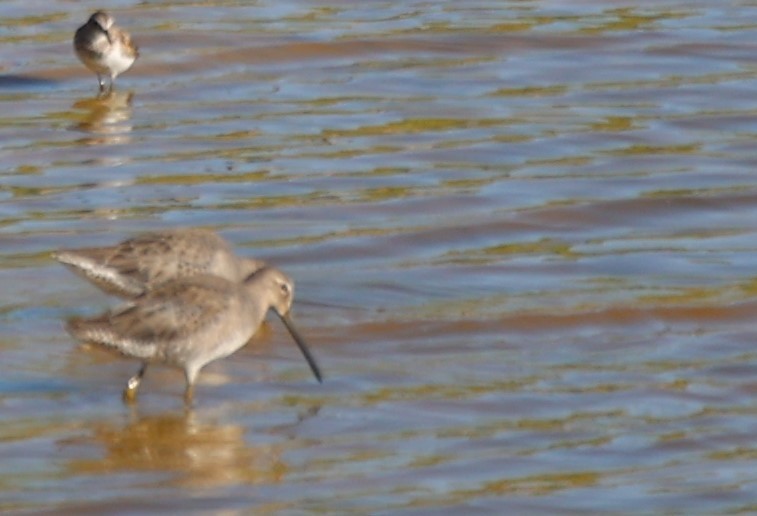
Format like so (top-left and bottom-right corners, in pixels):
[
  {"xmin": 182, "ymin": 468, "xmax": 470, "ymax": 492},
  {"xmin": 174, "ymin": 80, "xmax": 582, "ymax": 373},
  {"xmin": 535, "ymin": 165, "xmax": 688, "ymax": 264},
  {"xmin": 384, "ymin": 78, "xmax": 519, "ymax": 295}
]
[
  {"xmin": 65, "ymin": 266, "xmax": 323, "ymax": 402},
  {"xmin": 53, "ymin": 229, "xmax": 267, "ymax": 298},
  {"xmin": 74, "ymin": 10, "xmax": 139, "ymax": 93}
]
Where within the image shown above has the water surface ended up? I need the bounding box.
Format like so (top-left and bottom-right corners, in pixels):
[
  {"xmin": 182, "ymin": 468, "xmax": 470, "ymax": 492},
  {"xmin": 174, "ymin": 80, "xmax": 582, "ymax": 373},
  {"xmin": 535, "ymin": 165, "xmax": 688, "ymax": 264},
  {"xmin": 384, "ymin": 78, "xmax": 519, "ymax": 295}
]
[{"xmin": 1, "ymin": 1, "xmax": 757, "ymax": 513}]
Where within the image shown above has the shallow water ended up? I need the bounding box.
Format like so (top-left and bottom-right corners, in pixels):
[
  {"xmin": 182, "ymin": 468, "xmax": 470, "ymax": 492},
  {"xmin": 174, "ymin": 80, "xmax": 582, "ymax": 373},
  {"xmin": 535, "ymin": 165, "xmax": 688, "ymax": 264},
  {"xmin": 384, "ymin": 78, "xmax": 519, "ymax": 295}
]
[{"xmin": 2, "ymin": 0, "xmax": 757, "ymax": 513}]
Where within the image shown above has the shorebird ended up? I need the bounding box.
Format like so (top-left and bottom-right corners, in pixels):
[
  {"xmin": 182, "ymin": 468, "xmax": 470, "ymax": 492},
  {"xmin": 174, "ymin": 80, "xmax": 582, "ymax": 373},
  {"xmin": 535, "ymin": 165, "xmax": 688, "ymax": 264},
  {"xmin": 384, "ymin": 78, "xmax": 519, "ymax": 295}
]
[
  {"xmin": 74, "ymin": 10, "xmax": 139, "ymax": 93},
  {"xmin": 65, "ymin": 267, "xmax": 323, "ymax": 402},
  {"xmin": 53, "ymin": 229, "xmax": 267, "ymax": 298}
]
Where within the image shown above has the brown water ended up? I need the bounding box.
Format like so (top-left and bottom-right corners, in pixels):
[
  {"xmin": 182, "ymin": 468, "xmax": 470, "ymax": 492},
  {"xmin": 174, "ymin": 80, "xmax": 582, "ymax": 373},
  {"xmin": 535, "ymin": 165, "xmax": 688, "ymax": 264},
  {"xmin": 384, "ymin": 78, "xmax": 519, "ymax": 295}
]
[{"xmin": 1, "ymin": 1, "xmax": 757, "ymax": 513}]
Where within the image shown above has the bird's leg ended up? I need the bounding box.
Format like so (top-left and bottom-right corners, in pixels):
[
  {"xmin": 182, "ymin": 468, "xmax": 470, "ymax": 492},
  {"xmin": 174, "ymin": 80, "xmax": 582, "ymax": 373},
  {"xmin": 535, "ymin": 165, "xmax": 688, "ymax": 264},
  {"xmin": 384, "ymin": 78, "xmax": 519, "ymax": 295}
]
[
  {"xmin": 97, "ymin": 73, "xmax": 105, "ymax": 92},
  {"xmin": 122, "ymin": 362, "xmax": 147, "ymax": 403},
  {"xmin": 183, "ymin": 384, "xmax": 195, "ymax": 406},
  {"xmin": 183, "ymin": 367, "xmax": 199, "ymax": 406}
]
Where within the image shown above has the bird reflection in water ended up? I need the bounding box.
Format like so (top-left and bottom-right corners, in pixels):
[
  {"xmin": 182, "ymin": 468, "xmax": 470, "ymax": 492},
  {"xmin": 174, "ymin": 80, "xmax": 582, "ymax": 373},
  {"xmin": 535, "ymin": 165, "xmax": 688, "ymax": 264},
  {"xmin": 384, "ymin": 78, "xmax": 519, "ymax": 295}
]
[
  {"xmin": 70, "ymin": 90, "xmax": 134, "ymax": 146},
  {"xmin": 60, "ymin": 407, "xmax": 318, "ymax": 489}
]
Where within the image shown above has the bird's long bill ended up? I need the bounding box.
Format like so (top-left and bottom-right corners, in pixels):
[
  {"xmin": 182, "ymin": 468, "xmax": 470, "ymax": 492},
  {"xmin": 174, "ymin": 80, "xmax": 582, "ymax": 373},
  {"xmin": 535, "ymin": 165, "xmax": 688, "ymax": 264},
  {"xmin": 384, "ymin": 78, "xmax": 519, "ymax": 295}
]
[{"xmin": 278, "ymin": 312, "xmax": 323, "ymax": 383}]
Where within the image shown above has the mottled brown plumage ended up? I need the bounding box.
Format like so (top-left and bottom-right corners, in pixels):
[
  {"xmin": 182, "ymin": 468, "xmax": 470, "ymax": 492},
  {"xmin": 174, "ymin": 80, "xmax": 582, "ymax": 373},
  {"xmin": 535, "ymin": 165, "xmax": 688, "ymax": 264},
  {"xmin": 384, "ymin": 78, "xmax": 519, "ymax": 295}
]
[
  {"xmin": 53, "ymin": 229, "xmax": 266, "ymax": 298},
  {"xmin": 74, "ymin": 10, "xmax": 139, "ymax": 92},
  {"xmin": 66, "ymin": 267, "xmax": 323, "ymax": 402}
]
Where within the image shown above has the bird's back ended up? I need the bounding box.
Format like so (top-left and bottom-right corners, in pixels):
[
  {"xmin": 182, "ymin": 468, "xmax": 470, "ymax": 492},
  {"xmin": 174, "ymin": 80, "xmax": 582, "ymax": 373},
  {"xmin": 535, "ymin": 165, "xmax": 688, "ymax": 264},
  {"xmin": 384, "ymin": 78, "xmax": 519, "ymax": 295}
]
[
  {"xmin": 66, "ymin": 274, "xmax": 260, "ymax": 368},
  {"xmin": 54, "ymin": 229, "xmax": 263, "ymax": 298}
]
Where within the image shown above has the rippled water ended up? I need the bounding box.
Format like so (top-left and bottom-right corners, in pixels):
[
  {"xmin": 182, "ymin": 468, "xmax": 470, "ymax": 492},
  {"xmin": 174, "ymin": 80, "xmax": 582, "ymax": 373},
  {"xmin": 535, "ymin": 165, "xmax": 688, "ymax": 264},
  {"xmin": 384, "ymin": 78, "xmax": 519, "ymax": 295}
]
[{"xmin": 2, "ymin": 0, "xmax": 757, "ymax": 513}]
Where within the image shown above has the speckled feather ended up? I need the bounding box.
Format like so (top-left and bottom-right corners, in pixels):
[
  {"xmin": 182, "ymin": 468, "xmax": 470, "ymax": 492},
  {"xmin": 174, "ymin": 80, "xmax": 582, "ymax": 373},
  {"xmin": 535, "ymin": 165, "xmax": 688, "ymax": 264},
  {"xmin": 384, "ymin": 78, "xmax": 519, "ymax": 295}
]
[
  {"xmin": 73, "ymin": 10, "xmax": 139, "ymax": 90},
  {"xmin": 65, "ymin": 267, "xmax": 323, "ymax": 400},
  {"xmin": 54, "ymin": 229, "xmax": 267, "ymax": 298}
]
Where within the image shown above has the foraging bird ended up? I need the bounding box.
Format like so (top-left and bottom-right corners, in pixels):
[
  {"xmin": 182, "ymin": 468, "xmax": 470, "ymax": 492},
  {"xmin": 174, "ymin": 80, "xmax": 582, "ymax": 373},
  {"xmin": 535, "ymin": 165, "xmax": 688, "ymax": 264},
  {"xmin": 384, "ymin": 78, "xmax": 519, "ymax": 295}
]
[
  {"xmin": 65, "ymin": 267, "xmax": 323, "ymax": 402},
  {"xmin": 74, "ymin": 10, "xmax": 139, "ymax": 93},
  {"xmin": 53, "ymin": 229, "xmax": 267, "ymax": 298}
]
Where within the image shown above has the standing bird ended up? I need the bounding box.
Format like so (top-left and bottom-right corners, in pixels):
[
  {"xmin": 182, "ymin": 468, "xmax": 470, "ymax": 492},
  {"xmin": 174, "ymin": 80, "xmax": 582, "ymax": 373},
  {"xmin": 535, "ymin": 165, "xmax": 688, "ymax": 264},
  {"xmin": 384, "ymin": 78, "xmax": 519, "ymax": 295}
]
[
  {"xmin": 74, "ymin": 10, "xmax": 139, "ymax": 93},
  {"xmin": 65, "ymin": 267, "xmax": 323, "ymax": 402},
  {"xmin": 53, "ymin": 229, "xmax": 267, "ymax": 299}
]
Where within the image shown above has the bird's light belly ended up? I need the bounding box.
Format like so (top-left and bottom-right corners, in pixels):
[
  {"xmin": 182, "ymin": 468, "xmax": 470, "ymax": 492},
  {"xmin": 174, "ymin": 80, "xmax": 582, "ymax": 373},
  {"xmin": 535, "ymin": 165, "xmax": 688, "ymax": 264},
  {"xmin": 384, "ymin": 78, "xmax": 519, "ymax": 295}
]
[
  {"xmin": 169, "ymin": 325, "xmax": 253, "ymax": 369},
  {"xmin": 103, "ymin": 45, "xmax": 136, "ymax": 76},
  {"xmin": 77, "ymin": 51, "xmax": 111, "ymax": 74}
]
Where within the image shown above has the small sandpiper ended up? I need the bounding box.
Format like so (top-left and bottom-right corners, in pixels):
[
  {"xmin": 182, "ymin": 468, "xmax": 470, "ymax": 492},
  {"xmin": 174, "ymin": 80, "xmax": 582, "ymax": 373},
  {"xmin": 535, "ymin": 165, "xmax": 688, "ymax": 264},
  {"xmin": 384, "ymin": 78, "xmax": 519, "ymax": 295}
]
[
  {"xmin": 65, "ymin": 267, "xmax": 324, "ymax": 403},
  {"xmin": 74, "ymin": 10, "xmax": 139, "ymax": 93},
  {"xmin": 53, "ymin": 229, "xmax": 267, "ymax": 299}
]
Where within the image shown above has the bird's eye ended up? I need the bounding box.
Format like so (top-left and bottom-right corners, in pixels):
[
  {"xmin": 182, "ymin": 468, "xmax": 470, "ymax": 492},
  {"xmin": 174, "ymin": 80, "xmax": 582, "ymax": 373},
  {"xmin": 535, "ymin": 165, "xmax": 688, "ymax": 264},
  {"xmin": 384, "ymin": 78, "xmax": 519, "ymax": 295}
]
[{"xmin": 280, "ymin": 283, "xmax": 290, "ymax": 295}]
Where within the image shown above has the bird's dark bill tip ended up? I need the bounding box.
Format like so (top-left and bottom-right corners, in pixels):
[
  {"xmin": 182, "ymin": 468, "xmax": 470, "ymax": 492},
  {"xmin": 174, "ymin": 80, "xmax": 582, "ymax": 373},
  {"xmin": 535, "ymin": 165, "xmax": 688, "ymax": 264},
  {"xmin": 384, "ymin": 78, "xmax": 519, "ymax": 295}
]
[{"xmin": 278, "ymin": 312, "xmax": 323, "ymax": 384}]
